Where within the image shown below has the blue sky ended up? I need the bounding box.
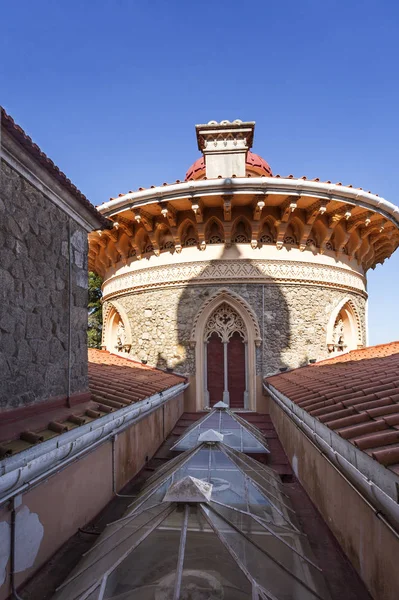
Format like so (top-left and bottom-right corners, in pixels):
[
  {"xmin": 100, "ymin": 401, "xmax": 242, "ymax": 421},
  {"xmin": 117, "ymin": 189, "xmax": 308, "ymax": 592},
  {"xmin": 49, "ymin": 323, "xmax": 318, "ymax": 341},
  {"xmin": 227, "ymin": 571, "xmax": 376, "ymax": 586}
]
[{"xmin": 1, "ymin": 0, "xmax": 398, "ymax": 345}]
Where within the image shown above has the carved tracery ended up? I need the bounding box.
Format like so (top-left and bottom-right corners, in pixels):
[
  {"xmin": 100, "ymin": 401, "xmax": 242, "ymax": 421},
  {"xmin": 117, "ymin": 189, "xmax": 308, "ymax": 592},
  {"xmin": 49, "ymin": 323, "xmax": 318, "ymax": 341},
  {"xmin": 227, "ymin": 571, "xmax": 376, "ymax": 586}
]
[{"xmin": 204, "ymin": 303, "xmax": 247, "ymax": 343}]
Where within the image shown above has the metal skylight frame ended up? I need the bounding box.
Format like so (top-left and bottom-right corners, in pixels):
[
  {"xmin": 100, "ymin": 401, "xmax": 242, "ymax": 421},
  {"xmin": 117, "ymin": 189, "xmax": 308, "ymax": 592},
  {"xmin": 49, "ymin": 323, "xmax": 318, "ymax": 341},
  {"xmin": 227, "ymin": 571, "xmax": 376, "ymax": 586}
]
[
  {"xmin": 170, "ymin": 405, "xmax": 270, "ymax": 453},
  {"xmin": 128, "ymin": 441, "xmax": 296, "ymax": 532},
  {"xmin": 52, "ymin": 483, "xmax": 330, "ymax": 600}
]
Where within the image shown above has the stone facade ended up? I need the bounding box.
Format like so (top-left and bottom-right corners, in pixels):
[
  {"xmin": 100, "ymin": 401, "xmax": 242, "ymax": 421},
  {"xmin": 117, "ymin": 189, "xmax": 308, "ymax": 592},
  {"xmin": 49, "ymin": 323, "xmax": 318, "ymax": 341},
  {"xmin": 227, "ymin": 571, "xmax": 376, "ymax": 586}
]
[
  {"xmin": 0, "ymin": 161, "xmax": 90, "ymax": 410},
  {"xmin": 108, "ymin": 281, "xmax": 366, "ymax": 377}
]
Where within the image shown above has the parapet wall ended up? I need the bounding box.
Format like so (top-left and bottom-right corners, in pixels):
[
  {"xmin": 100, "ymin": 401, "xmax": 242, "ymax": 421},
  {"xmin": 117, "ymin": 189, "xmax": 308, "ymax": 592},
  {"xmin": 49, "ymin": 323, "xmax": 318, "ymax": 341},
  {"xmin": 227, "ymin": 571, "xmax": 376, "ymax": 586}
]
[
  {"xmin": 269, "ymin": 399, "xmax": 399, "ymax": 600},
  {"xmin": 0, "ymin": 390, "xmax": 184, "ymax": 600}
]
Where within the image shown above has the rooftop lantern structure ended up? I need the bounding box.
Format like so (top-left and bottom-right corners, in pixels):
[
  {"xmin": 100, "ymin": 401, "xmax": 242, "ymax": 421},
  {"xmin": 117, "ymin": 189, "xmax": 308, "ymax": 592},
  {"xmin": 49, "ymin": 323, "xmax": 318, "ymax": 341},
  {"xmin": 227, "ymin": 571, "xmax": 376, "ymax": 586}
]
[
  {"xmin": 53, "ymin": 456, "xmax": 330, "ymax": 600},
  {"xmin": 171, "ymin": 403, "xmax": 270, "ymax": 453}
]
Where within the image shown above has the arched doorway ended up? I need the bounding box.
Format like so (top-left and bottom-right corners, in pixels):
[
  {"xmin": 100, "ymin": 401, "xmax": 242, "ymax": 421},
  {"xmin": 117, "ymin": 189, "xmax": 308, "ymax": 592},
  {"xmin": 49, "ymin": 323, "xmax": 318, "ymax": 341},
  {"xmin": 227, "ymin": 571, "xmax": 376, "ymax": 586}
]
[
  {"xmin": 204, "ymin": 303, "xmax": 248, "ymax": 409},
  {"xmin": 191, "ymin": 289, "xmax": 261, "ymax": 412}
]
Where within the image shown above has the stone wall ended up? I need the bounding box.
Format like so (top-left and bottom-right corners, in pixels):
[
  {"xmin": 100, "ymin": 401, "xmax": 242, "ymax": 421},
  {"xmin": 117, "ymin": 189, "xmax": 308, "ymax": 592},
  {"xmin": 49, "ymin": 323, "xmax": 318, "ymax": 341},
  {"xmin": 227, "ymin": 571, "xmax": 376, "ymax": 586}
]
[
  {"xmin": 0, "ymin": 160, "xmax": 89, "ymax": 410},
  {"xmin": 107, "ymin": 282, "xmax": 366, "ymax": 377}
]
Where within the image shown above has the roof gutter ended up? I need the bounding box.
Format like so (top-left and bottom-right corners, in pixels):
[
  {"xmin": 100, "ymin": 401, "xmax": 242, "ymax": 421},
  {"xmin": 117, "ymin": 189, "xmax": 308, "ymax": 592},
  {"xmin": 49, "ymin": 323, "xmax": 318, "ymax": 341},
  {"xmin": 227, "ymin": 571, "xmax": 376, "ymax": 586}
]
[
  {"xmin": 0, "ymin": 382, "xmax": 188, "ymax": 507},
  {"xmin": 264, "ymin": 382, "xmax": 399, "ymax": 535},
  {"xmin": 98, "ymin": 177, "xmax": 399, "ymax": 228}
]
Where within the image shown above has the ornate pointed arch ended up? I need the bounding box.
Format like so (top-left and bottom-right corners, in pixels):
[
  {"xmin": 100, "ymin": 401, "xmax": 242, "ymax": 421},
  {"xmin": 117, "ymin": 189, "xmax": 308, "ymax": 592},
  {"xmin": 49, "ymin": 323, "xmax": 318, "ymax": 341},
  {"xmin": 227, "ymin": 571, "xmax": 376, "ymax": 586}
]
[
  {"xmin": 326, "ymin": 296, "xmax": 363, "ymax": 354},
  {"xmin": 205, "ymin": 216, "xmax": 225, "ymax": 244},
  {"xmin": 190, "ymin": 289, "xmax": 261, "ymax": 410},
  {"xmin": 190, "ymin": 288, "xmax": 261, "ymax": 346},
  {"xmin": 102, "ymin": 300, "xmax": 132, "ymax": 352},
  {"xmin": 178, "ymin": 217, "xmax": 199, "ymax": 247},
  {"xmin": 231, "ymin": 215, "xmax": 252, "ymax": 243}
]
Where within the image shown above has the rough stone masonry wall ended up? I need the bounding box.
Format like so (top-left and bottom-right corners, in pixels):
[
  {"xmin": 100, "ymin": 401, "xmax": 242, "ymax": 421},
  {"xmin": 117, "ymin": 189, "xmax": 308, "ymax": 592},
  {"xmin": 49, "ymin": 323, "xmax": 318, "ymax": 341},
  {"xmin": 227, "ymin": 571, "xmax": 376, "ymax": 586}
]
[
  {"xmin": 109, "ymin": 282, "xmax": 366, "ymax": 377},
  {"xmin": 0, "ymin": 160, "xmax": 89, "ymax": 411}
]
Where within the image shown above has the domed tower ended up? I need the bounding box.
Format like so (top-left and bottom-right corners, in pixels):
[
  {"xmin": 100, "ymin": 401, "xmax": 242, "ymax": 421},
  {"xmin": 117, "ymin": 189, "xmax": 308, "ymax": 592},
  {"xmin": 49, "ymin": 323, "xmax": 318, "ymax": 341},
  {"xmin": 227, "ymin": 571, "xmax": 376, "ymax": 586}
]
[{"xmin": 89, "ymin": 120, "xmax": 399, "ymax": 411}]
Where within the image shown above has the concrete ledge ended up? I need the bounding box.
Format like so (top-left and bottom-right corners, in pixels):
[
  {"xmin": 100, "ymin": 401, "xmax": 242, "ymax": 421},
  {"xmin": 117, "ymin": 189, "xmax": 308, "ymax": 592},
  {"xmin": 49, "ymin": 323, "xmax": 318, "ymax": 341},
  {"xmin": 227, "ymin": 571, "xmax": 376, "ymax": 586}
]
[
  {"xmin": 0, "ymin": 383, "xmax": 187, "ymax": 505},
  {"xmin": 0, "ymin": 387, "xmax": 186, "ymax": 600}
]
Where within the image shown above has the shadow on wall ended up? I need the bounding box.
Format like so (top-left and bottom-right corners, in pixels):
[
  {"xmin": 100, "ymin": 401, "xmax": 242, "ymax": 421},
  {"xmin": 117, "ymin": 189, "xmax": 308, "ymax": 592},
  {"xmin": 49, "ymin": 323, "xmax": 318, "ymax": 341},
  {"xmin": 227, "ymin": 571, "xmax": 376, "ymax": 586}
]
[{"xmin": 153, "ymin": 242, "xmax": 305, "ymax": 411}]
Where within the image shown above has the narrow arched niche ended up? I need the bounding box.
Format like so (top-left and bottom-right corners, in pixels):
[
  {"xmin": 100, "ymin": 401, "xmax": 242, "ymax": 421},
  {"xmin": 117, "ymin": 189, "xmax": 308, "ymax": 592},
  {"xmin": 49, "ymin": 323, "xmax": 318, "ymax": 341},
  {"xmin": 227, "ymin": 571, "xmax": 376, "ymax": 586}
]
[
  {"xmin": 326, "ymin": 298, "xmax": 362, "ymax": 355},
  {"xmin": 102, "ymin": 303, "xmax": 132, "ymax": 354}
]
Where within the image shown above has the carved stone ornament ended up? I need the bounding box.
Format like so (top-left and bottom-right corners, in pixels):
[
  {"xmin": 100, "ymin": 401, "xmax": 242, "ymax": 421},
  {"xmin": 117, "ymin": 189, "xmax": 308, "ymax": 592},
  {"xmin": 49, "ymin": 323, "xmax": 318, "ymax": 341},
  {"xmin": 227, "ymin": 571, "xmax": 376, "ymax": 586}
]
[
  {"xmin": 204, "ymin": 303, "xmax": 247, "ymax": 343},
  {"xmin": 116, "ymin": 322, "xmax": 126, "ymax": 348},
  {"xmin": 330, "ymin": 315, "xmax": 346, "ymax": 353},
  {"xmin": 102, "ymin": 259, "xmax": 367, "ymax": 301}
]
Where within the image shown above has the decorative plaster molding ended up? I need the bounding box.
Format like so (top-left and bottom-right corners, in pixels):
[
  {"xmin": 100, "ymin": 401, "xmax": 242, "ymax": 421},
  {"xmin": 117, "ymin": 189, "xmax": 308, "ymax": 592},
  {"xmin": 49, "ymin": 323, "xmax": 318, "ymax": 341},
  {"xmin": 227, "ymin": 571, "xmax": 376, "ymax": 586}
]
[
  {"xmin": 102, "ymin": 259, "xmax": 367, "ymax": 300},
  {"xmin": 102, "ymin": 299, "xmax": 133, "ymax": 351},
  {"xmin": 190, "ymin": 288, "xmax": 262, "ymax": 346},
  {"xmin": 326, "ymin": 296, "xmax": 363, "ymax": 349}
]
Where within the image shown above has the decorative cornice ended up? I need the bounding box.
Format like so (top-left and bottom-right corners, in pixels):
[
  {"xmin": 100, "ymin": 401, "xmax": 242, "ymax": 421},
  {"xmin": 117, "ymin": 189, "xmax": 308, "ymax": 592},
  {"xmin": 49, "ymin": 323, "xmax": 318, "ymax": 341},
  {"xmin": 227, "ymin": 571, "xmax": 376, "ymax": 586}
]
[{"xmin": 102, "ymin": 259, "xmax": 367, "ymax": 300}]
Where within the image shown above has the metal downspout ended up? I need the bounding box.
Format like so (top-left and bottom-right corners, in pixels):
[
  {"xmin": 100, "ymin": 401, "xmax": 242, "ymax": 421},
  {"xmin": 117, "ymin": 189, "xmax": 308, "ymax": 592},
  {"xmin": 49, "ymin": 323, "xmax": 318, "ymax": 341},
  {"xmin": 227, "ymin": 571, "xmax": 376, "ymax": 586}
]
[
  {"xmin": 111, "ymin": 435, "xmax": 136, "ymax": 499},
  {"xmin": 67, "ymin": 218, "xmax": 72, "ymax": 408},
  {"xmin": 10, "ymin": 498, "xmax": 24, "ymax": 600},
  {"xmin": 262, "ymin": 284, "xmax": 265, "ymax": 375}
]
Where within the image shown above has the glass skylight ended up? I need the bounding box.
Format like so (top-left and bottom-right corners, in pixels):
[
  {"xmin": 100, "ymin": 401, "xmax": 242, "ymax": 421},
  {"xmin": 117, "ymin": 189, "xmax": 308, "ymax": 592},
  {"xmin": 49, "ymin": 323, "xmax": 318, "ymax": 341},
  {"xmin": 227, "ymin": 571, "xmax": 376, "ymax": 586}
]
[
  {"xmin": 170, "ymin": 406, "xmax": 270, "ymax": 453},
  {"xmin": 53, "ymin": 483, "xmax": 329, "ymax": 600},
  {"xmin": 53, "ymin": 443, "xmax": 330, "ymax": 600}
]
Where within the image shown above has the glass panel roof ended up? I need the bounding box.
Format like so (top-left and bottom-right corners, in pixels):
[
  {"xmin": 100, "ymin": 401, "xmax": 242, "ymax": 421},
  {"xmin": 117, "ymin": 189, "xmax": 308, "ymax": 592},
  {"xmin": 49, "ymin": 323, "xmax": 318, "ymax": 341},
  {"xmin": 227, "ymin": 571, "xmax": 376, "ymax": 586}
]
[
  {"xmin": 171, "ymin": 408, "xmax": 270, "ymax": 453},
  {"xmin": 134, "ymin": 443, "xmax": 295, "ymax": 532},
  {"xmin": 53, "ymin": 416, "xmax": 330, "ymax": 600},
  {"xmin": 53, "ymin": 499, "xmax": 330, "ymax": 600}
]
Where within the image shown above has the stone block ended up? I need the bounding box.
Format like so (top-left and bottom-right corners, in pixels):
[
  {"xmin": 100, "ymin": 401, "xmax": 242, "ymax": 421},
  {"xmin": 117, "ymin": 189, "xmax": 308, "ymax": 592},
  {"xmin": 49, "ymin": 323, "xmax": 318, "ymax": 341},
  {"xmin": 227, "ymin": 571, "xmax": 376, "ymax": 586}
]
[
  {"xmin": 26, "ymin": 313, "xmax": 42, "ymax": 339},
  {"xmin": 0, "ymin": 267, "xmax": 14, "ymax": 301},
  {"xmin": 0, "ymin": 352, "xmax": 11, "ymax": 378}
]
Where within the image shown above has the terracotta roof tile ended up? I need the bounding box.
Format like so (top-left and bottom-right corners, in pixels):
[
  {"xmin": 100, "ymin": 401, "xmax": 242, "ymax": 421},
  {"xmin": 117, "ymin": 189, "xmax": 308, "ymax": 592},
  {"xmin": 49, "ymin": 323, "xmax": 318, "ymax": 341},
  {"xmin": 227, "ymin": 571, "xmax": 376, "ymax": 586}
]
[
  {"xmin": 88, "ymin": 349, "xmax": 185, "ymax": 406},
  {"xmin": 0, "ymin": 350, "xmax": 185, "ymax": 458},
  {"xmin": 266, "ymin": 342, "xmax": 399, "ymax": 473}
]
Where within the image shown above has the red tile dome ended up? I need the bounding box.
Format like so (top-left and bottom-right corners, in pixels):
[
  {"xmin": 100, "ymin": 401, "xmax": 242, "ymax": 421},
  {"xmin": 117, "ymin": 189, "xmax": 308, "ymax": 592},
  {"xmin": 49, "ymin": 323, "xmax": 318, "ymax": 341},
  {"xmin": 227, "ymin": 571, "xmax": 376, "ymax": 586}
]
[{"xmin": 185, "ymin": 151, "xmax": 273, "ymax": 181}]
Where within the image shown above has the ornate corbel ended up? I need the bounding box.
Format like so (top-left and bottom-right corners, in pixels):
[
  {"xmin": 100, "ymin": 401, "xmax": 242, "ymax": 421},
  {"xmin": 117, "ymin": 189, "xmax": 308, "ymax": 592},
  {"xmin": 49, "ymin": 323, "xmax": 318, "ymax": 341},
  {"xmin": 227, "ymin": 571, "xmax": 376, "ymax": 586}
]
[
  {"xmin": 223, "ymin": 194, "xmax": 232, "ymax": 221},
  {"xmin": 137, "ymin": 210, "xmax": 154, "ymax": 232},
  {"xmin": 191, "ymin": 198, "xmax": 204, "ymax": 224},
  {"xmin": 253, "ymin": 195, "xmax": 267, "ymax": 221},
  {"xmin": 160, "ymin": 203, "xmax": 177, "ymax": 227}
]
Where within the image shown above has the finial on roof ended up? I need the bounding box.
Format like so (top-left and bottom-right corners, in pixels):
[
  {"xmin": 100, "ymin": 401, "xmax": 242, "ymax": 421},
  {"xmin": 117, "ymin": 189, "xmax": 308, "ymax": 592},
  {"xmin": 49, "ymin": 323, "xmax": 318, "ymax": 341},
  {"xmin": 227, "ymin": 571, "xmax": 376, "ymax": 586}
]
[
  {"xmin": 163, "ymin": 476, "xmax": 213, "ymax": 503},
  {"xmin": 213, "ymin": 401, "xmax": 229, "ymax": 409},
  {"xmin": 198, "ymin": 429, "xmax": 224, "ymax": 443}
]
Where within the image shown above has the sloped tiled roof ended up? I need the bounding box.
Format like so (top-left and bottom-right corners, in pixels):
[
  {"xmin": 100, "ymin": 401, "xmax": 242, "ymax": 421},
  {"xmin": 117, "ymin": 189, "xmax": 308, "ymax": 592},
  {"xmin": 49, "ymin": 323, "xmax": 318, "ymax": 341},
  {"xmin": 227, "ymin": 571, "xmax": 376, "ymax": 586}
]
[
  {"xmin": 1, "ymin": 107, "xmax": 110, "ymax": 229},
  {"xmin": 88, "ymin": 349, "xmax": 186, "ymax": 406},
  {"xmin": 0, "ymin": 351, "xmax": 185, "ymax": 458},
  {"xmin": 266, "ymin": 343, "xmax": 399, "ymax": 475},
  {"xmin": 316, "ymin": 341, "xmax": 399, "ymax": 364}
]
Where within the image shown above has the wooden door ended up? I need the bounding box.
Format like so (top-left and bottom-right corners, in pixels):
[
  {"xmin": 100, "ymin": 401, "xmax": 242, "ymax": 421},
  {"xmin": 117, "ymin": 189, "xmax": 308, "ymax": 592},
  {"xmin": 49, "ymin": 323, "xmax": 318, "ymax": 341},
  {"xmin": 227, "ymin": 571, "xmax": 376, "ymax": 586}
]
[
  {"xmin": 206, "ymin": 332, "xmax": 224, "ymax": 406},
  {"xmin": 227, "ymin": 332, "xmax": 245, "ymax": 409}
]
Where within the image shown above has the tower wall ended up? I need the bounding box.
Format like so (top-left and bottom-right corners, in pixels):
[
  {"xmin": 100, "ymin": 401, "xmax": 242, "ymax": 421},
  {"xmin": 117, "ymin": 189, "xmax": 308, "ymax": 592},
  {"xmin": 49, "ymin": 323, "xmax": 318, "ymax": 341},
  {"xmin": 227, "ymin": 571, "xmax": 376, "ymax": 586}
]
[{"xmin": 106, "ymin": 282, "xmax": 365, "ymax": 377}]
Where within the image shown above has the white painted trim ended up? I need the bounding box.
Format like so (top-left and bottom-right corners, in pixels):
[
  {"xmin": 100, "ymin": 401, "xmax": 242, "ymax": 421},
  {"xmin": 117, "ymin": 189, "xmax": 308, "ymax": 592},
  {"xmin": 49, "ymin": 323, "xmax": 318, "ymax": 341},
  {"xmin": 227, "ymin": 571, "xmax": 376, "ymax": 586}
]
[
  {"xmin": 0, "ymin": 131, "xmax": 104, "ymax": 232},
  {"xmin": 0, "ymin": 382, "xmax": 187, "ymax": 505},
  {"xmin": 98, "ymin": 177, "xmax": 399, "ymax": 228}
]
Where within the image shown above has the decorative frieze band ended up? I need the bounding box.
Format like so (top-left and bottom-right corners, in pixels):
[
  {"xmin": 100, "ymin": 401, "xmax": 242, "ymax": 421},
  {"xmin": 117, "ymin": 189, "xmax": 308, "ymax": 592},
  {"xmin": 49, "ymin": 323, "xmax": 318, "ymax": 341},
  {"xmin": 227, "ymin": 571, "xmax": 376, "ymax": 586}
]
[{"xmin": 102, "ymin": 259, "xmax": 366, "ymax": 300}]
